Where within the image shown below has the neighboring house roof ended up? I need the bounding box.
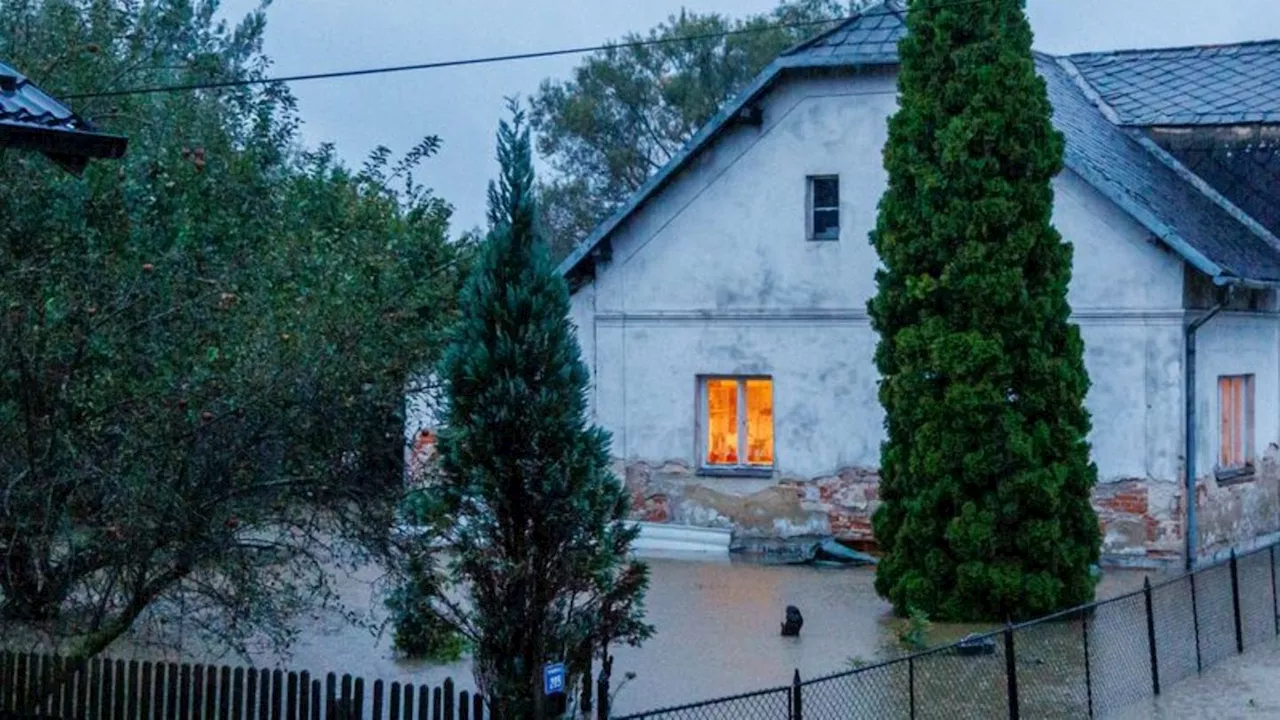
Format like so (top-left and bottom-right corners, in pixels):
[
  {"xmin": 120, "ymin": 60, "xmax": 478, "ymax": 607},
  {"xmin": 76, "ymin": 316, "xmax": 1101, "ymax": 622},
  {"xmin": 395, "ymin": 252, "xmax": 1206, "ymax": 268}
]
[
  {"xmin": 558, "ymin": 2, "xmax": 1280, "ymax": 288},
  {"xmin": 0, "ymin": 59, "xmax": 128, "ymax": 174},
  {"xmin": 1067, "ymin": 42, "xmax": 1280, "ymax": 127}
]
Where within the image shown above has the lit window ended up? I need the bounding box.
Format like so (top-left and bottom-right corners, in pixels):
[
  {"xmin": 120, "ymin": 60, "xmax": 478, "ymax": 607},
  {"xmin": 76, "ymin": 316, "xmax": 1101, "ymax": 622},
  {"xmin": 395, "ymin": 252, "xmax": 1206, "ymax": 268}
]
[
  {"xmin": 1219, "ymin": 375, "xmax": 1255, "ymax": 472},
  {"xmin": 808, "ymin": 176, "xmax": 839, "ymax": 241},
  {"xmin": 701, "ymin": 377, "xmax": 773, "ymax": 470}
]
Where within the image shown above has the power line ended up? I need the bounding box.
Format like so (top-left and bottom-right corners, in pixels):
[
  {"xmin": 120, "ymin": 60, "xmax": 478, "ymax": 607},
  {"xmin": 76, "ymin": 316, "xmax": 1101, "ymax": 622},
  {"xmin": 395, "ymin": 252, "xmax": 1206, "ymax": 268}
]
[{"xmin": 62, "ymin": 0, "xmax": 998, "ymax": 100}]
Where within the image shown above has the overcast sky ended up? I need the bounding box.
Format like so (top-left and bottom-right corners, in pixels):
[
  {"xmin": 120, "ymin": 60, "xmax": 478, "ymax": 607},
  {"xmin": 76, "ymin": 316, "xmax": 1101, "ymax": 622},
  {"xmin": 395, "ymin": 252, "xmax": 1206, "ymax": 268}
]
[{"xmin": 219, "ymin": 0, "xmax": 1280, "ymax": 235}]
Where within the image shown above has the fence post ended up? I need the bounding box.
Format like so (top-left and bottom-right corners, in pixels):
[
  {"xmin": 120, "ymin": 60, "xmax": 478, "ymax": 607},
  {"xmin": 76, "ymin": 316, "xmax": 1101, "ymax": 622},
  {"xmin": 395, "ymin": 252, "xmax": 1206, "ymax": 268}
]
[
  {"xmin": 908, "ymin": 656, "xmax": 916, "ymax": 720},
  {"xmin": 1231, "ymin": 549, "xmax": 1244, "ymax": 653},
  {"xmin": 1271, "ymin": 545, "xmax": 1279, "ymax": 637},
  {"xmin": 1004, "ymin": 626, "xmax": 1019, "ymax": 720},
  {"xmin": 595, "ymin": 667, "xmax": 610, "ymax": 720},
  {"xmin": 1144, "ymin": 577, "xmax": 1161, "ymax": 695},
  {"xmin": 1082, "ymin": 613, "xmax": 1093, "ymax": 719},
  {"xmin": 1189, "ymin": 572, "xmax": 1203, "ymax": 673},
  {"xmin": 791, "ymin": 669, "xmax": 803, "ymax": 720}
]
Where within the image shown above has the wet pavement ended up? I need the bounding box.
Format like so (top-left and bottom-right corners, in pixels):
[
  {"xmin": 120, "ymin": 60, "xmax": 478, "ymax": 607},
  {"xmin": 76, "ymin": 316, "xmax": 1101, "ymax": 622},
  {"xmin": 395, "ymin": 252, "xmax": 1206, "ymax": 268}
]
[
  {"xmin": 1131, "ymin": 639, "xmax": 1280, "ymax": 719},
  {"xmin": 109, "ymin": 554, "xmax": 1155, "ymax": 717}
]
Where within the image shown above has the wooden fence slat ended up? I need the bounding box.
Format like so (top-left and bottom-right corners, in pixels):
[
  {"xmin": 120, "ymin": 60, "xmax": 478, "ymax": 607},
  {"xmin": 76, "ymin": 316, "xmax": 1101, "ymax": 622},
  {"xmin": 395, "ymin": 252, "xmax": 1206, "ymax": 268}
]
[
  {"xmin": 298, "ymin": 672, "xmax": 311, "ymax": 720},
  {"xmin": 15, "ymin": 651, "xmax": 29, "ymax": 715},
  {"xmin": 246, "ymin": 666, "xmax": 259, "ymax": 720},
  {"xmin": 233, "ymin": 668, "xmax": 246, "ymax": 720},
  {"xmin": 62, "ymin": 656, "xmax": 76, "ymax": 720},
  {"xmin": 112, "ymin": 658, "xmax": 126, "ymax": 720},
  {"xmin": 220, "ymin": 666, "xmax": 232, "ymax": 720},
  {"xmin": 101, "ymin": 656, "xmax": 117, "ymax": 720},
  {"xmin": 419, "ymin": 687, "xmax": 430, "ymax": 720},
  {"xmin": 38, "ymin": 650, "xmax": 52, "ymax": 715},
  {"xmin": 325, "ymin": 673, "xmax": 337, "ymax": 720},
  {"xmin": 309, "ymin": 679, "xmax": 321, "ymax": 720},
  {"xmin": 402, "ymin": 682, "xmax": 414, "ymax": 720},
  {"xmin": 0, "ymin": 648, "xmax": 10, "ymax": 713},
  {"xmin": 167, "ymin": 663, "xmax": 180, "ymax": 720},
  {"xmin": 432, "ymin": 686, "xmax": 441, "ymax": 720},
  {"xmin": 370, "ymin": 679, "xmax": 383, "ymax": 720},
  {"xmin": 353, "ymin": 678, "xmax": 365, "ymax": 719},
  {"xmin": 340, "ymin": 675, "xmax": 353, "ymax": 720},
  {"xmin": 140, "ymin": 662, "xmax": 153, "ymax": 720},
  {"xmin": 127, "ymin": 659, "xmax": 140, "ymax": 720},
  {"xmin": 190, "ymin": 661, "xmax": 203, "ymax": 717},
  {"xmin": 205, "ymin": 664, "xmax": 218, "ymax": 720},
  {"xmin": 442, "ymin": 679, "xmax": 454, "ymax": 720},
  {"xmin": 257, "ymin": 669, "xmax": 270, "ymax": 720},
  {"xmin": 472, "ymin": 693, "xmax": 483, "ymax": 720},
  {"xmin": 287, "ymin": 672, "xmax": 299, "ymax": 720},
  {"xmin": 458, "ymin": 690, "xmax": 470, "ymax": 720},
  {"xmin": 180, "ymin": 664, "xmax": 193, "ymax": 720},
  {"xmin": 154, "ymin": 662, "xmax": 168, "ymax": 720},
  {"xmin": 389, "ymin": 682, "xmax": 401, "ymax": 720},
  {"xmin": 87, "ymin": 655, "xmax": 101, "ymax": 717},
  {"xmin": 270, "ymin": 669, "xmax": 283, "ymax": 720}
]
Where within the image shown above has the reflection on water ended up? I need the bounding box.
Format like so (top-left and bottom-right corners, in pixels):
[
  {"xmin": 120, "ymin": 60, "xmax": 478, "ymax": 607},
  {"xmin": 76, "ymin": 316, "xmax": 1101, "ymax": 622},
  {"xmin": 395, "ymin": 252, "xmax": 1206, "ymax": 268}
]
[{"xmin": 105, "ymin": 555, "xmax": 1157, "ymax": 716}]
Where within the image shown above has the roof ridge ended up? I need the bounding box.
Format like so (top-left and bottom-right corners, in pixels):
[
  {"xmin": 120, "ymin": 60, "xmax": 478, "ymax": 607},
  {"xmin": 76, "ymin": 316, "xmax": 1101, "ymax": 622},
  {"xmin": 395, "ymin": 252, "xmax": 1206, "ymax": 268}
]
[
  {"xmin": 1068, "ymin": 38, "xmax": 1280, "ymax": 60},
  {"xmin": 780, "ymin": 0, "xmax": 903, "ymax": 57},
  {"xmin": 1054, "ymin": 56, "xmax": 1123, "ymax": 126}
]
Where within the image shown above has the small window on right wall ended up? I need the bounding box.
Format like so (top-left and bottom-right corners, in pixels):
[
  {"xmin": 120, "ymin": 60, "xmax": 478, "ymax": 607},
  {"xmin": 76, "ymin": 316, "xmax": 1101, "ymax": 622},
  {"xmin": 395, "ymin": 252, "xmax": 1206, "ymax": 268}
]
[
  {"xmin": 807, "ymin": 175, "xmax": 839, "ymax": 241},
  {"xmin": 1218, "ymin": 374, "xmax": 1255, "ymax": 478}
]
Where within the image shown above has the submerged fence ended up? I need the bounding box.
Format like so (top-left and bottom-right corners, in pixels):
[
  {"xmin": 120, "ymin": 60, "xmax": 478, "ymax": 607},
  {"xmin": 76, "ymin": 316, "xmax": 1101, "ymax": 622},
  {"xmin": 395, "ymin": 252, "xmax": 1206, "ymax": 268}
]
[
  {"xmin": 617, "ymin": 544, "xmax": 1280, "ymax": 719},
  {"xmin": 0, "ymin": 654, "xmax": 487, "ymax": 720}
]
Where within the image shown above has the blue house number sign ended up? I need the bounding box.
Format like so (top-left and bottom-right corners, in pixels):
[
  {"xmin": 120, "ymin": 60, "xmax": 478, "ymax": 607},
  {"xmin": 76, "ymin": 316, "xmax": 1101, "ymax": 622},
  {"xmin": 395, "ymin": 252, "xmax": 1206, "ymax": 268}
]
[{"xmin": 543, "ymin": 662, "xmax": 566, "ymax": 696}]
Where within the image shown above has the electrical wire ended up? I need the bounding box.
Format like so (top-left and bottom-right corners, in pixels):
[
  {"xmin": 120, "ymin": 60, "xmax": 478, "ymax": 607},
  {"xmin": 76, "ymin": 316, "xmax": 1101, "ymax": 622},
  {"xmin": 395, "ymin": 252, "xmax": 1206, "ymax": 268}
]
[{"xmin": 62, "ymin": 0, "xmax": 999, "ymax": 100}]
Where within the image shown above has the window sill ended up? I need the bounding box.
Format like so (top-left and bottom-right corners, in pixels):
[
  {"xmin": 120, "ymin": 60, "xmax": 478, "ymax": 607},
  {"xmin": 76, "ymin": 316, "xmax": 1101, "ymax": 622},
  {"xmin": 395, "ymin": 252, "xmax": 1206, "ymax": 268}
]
[
  {"xmin": 807, "ymin": 234, "xmax": 840, "ymax": 242},
  {"xmin": 697, "ymin": 466, "xmax": 775, "ymax": 479},
  {"xmin": 1216, "ymin": 466, "xmax": 1256, "ymax": 485}
]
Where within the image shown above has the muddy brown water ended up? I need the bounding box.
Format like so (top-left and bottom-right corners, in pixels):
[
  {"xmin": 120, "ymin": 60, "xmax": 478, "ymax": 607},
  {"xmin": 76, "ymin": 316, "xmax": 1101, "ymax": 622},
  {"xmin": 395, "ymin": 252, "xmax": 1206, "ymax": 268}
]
[{"xmin": 104, "ymin": 555, "xmax": 1154, "ymax": 717}]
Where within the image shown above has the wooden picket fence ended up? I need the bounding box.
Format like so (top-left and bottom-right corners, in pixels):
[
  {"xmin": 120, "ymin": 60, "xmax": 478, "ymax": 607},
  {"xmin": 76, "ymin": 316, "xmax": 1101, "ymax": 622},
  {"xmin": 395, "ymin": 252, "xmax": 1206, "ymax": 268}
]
[{"xmin": 0, "ymin": 650, "xmax": 486, "ymax": 719}]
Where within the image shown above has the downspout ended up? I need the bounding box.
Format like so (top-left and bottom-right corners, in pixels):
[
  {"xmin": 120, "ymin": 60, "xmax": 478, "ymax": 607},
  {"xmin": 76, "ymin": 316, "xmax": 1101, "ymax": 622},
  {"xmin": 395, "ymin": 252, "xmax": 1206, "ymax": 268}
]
[{"xmin": 1185, "ymin": 288, "xmax": 1231, "ymax": 570}]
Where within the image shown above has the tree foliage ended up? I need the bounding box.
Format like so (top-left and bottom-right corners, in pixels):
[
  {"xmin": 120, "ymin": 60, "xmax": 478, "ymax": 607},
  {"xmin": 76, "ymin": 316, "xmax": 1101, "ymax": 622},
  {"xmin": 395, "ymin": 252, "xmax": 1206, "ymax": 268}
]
[
  {"xmin": 407, "ymin": 105, "xmax": 651, "ymax": 717},
  {"xmin": 0, "ymin": 0, "xmax": 466, "ymax": 685},
  {"xmin": 868, "ymin": 0, "xmax": 1100, "ymax": 621},
  {"xmin": 531, "ymin": 0, "xmax": 865, "ymax": 260}
]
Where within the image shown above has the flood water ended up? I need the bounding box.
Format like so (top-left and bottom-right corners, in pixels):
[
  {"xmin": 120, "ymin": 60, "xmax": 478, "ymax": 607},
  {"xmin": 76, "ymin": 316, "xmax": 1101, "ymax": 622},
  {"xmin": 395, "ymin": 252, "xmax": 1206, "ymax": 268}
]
[{"xmin": 107, "ymin": 555, "xmax": 1155, "ymax": 717}]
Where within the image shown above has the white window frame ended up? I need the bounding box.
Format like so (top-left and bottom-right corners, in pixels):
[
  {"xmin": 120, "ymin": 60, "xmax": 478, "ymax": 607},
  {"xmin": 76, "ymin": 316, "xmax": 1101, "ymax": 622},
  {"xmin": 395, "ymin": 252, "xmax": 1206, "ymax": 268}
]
[
  {"xmin": 1217, "ymin": 373, "xmax": 1256, "ymax": 479},
  {"xmin": 696, "ymin": 375, "xmax": 774, "ymax": 475},
  {"xmin": 806, "ymin": 175, "xmax": 840, "ymax": 241}
]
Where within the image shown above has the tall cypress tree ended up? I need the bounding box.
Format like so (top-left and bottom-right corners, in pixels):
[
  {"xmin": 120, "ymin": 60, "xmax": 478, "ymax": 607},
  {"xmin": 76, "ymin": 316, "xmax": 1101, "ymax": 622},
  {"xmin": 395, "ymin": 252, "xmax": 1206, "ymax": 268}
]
[
  {"xmin": 434, "ymin": 104, "xmax": 651, "ymax": 716},
  {"xmin": 868, "ymin": 0, "xmax": 1100, "ymax": 621}
]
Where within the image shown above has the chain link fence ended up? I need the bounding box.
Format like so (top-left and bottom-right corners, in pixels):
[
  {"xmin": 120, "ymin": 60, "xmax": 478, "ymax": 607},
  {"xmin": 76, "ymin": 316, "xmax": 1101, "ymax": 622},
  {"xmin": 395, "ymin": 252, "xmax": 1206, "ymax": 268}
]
[{"xmin": 614, "ymin": 544, "xmax": 1280, "ymax": 720}]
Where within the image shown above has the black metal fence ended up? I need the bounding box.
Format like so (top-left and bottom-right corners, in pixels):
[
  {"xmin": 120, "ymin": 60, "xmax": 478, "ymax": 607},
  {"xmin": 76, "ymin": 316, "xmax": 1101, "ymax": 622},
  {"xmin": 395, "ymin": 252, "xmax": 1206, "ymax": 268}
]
[{"xmin": 616, "ymin": 544, "xmax": 1280, "ymax": 720}]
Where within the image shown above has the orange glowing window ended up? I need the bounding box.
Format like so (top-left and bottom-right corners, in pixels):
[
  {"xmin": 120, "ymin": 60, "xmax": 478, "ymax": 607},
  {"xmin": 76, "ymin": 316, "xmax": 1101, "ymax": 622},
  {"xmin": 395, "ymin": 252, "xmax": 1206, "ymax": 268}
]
[
  {"xmin": 1219, "ymin": 375, "xmax": 1255, "ymax": 471},
  {"xmin": 702, "ymin": 377, "xmax": 774, "ymax": 468}
]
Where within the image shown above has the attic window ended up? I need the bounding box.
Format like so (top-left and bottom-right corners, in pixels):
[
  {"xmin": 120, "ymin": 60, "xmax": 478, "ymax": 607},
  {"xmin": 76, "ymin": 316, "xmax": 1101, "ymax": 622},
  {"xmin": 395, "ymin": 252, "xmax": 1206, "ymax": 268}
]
[
  {"xmin": 700, "ymin": 377, "xmax": 774, "ymax": 473},
  {"xmin": 808, "ymin": 176, "xmax": 839, "ymax": 241}
]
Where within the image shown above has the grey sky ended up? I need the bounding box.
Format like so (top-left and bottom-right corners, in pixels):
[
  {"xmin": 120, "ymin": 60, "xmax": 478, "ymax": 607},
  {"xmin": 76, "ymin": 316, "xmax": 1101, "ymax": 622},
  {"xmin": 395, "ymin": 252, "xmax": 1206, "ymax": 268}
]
[{"xmin": 221, "ymin": 0, "xmax": 1280, "ymax": 235}]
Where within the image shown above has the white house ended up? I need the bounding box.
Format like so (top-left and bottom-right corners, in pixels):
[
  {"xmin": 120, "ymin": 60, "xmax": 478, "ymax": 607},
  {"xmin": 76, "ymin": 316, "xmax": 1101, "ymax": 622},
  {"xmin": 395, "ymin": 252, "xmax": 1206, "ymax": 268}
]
[{"xmin": 557, "ymin": 2, "xmax": 1280, "ymax": 567}]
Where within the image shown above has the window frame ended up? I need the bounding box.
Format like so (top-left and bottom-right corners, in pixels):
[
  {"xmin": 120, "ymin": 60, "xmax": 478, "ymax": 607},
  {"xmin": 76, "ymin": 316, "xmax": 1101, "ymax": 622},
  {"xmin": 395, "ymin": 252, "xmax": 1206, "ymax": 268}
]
[
  {"xmin": 696, "ymin": 375, "xmax": 775, "ymax": 477},
  {"xmin": 806, "ymin": 175, "xmax": 840, "ymax": 242},
  {"xmin": 1217, "ymin": 373, "xmax": 1256, "ymax": 482}
]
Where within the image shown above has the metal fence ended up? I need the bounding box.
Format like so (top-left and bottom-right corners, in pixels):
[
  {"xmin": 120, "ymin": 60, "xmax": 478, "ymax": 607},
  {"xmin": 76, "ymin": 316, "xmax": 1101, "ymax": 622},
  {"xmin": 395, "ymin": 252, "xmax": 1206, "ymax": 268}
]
[{"xmin": 616, "ymin": 545, "xmax": 1280, "ymax": 720}]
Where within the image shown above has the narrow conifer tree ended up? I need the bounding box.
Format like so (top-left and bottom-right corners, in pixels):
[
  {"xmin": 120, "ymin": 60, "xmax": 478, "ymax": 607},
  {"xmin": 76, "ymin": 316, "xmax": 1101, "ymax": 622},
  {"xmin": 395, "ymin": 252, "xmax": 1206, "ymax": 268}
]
[
  {"xmin": 434, "ymin": 104, "xmax": 650, "ymax": 716},
  {"xmin": 869, "ymin": 0, "xmax": 1100, "ymax": 621}
]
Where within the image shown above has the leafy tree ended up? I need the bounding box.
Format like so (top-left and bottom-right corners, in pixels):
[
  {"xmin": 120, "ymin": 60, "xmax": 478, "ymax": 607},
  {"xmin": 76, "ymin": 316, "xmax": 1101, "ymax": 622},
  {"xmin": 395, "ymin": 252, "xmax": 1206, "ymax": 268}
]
[
  {"xmin": 868, "ymin": 0, "xmax": 1099, "ymax": 621},
  {"xmin": 531, "ymin": 0, "xmax": 865, "ymax": 260},
  {"xmin": 0, "ymin": 0, "xmax": 466, "ymax": 703},
  {"xmin": 408, "ymin": 104, "xmax": 651, "ymax": 717}
]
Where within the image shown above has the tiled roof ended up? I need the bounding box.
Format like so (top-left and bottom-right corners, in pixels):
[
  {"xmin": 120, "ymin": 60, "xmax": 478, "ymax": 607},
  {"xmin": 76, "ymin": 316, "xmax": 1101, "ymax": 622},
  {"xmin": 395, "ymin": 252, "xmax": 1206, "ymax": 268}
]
[
  {"xmin": 1042, "ymin": 56, "xmax": 1280, "ymax": 283},
  {"xmin": 1067, "ymin": 42, "xmax": 1280, "ymax": 126},
  {"xmin": 782, "ymin": 0, "xmax": 906, "ymax": 65},
  {"xmin": 559, "ymin": 3, "xmax": 1280, "ymax": 287},
  {"xmin": 0, "ymin": 59, "xmax": 127, "ymax": 171}
]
